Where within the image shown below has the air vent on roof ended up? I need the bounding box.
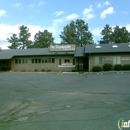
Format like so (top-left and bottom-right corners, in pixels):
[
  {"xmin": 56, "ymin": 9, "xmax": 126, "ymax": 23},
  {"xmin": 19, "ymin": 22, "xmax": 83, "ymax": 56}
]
[
  {"xmin": 128, "ymin": 45, "xmax": 130, "ymax": 47},
  {"xmin": 95, "ymin": 45, "xmax": 101, "ymax": 48},
  {"xmin": 112, "ymin": 45, "xmax": 118, "ymax": 48}
]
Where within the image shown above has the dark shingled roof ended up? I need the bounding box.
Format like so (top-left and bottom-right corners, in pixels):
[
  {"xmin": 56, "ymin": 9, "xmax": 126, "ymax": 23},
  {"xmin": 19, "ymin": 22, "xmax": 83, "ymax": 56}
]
[
  {"xmin": 0, "ymin": 48, "xmax": 75, "ymax": 59},
  {"xmin": 0, "ymin": 43, "xmax": 130, "ymax": 60},
  {"xmin": 85, "ymin": 43, "xmax": 130, "ymax": 53},
  {"xmin": 74, "ymin": 47, "xmax": 85, "ymax": 57}
]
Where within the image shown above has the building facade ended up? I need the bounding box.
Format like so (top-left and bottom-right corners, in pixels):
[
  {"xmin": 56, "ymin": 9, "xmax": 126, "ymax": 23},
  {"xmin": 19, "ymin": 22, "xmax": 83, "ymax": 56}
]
[{"xmin": 0, "ymin": 43, "xmax": 130, "ymax": 72}]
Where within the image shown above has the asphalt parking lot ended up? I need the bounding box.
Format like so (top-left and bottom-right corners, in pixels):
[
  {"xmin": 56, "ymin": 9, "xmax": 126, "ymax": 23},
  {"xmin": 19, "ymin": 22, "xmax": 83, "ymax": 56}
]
[{"xmin": 0, "ymin": 72, "xmax": 130, "ymax": 130}]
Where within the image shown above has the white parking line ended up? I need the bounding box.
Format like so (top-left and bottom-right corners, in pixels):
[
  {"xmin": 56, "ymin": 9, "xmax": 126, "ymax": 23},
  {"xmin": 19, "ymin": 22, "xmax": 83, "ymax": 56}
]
[
  {"xmin": 97, "ymin": 72, "xmax": 103, "ymax": 75},
  {"xmin": 57, "ymin": 73, "xmax": 62, "ymax": 75},
  {"xmin": 117, "ymin": 72, "xmax": 124, "ymax": 74}
]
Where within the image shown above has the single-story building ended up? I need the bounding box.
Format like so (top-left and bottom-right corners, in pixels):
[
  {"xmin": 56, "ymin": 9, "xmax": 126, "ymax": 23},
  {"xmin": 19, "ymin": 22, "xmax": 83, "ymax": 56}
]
[{"xmin": 0, "ymin": 43, "xmax": 130, "ymax": 72}]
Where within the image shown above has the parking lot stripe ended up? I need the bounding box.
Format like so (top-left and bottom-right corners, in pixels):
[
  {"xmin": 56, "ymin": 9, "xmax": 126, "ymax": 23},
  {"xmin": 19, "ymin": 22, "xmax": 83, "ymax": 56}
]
[{"xmin": 97, "ymin": 72, "xmax": 103, "ymax": 75}]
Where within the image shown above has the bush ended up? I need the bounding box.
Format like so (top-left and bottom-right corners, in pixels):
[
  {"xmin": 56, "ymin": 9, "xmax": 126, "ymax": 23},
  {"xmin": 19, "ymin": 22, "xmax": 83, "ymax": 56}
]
[
  {"xmin": 123, "ymin": 64, "xmax": 130, "ymax": 70},
  {"xmin": 72, "ymin": 69, "xmax": 76, "ymax": 72},
  {"xmin": 47, "ymin": 70, "xmax": 51, "ymax": 72},
  {"xmin": 1, "ymin": 67, "xmax": 11, "ymax": 71},
  {"xmin": 114, "ymin": 64, "xmax": 123, "ymax": 70},
  {"xmin": 103, "ymin": 63, "xmax": 113, "ymax": 71},
  {"xmin": 41, "ymin": 69, "xmax": 45, "ymax": 72},
  {"xmin": 78, "ymin": 71, "xmax": 85, "ymax": 74},
  {"xmin": 92, "ymin": 66, "xmax": 102, "ymax": 72},
  {"xmin": 34, "ymin": 69, "xmax": 38, "ymax": 72},
  {"xmin": 21, "ymin": 69, "xmax": 25, "ymax": 72}
]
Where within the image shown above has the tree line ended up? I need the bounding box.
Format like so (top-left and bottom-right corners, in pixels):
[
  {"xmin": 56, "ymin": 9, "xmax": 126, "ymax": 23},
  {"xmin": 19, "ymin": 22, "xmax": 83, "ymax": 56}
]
[{"xmin": 7, "ymin": 19, "xmax": 130, "ymax": 49}]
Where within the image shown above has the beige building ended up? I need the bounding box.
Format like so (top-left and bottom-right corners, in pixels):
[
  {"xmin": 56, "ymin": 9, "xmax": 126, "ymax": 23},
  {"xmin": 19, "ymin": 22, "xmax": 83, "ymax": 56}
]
[
  {"xmin": 0, "ymin": 43, "xmax": 130, "ymax": 72},
  {"xmin": 85, "ymin": 44, "xmax": 130, "ymax": 71}
]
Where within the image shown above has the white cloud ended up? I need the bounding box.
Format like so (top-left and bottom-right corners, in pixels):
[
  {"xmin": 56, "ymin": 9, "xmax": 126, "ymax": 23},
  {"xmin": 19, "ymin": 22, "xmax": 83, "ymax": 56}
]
[
  {"xmin": 53, "ymin": 19, "xmax": 63, "ymax": 26},
  {"xmin": 13, "ymin": 3, "xmax": 21, "ymax": 7},
  {"xmin": 97, "ymin": 3, "xmax": 102, "ymax": 8},
  {"xmin": 0, "ymin": 24, "xmax": 20, "ymax": 49},
  {"xmin": 29, "ymin": 3, "xmax": 35, "ymax": 7},
  {"xmin": 0, "ymin": 23, "xmax": 61, "ymax": 49},
  {"xmin": 105, "ymin": 1, "xmax": 111, "ymax": 5},
  {"xmin": 66, "ymin": 13, "xmax": 78, "ymax": 20},
  {"xmin": 0, "ymin": 10, "xmax": 6, "ymax": 17},
  {"xmin": 91, "ymin": 28, "xmax": 102, "ymax": 36},
  {"xmin": 100, "ymin": 7, "xmax": 115, "ymax": 19},
  {"xmin": 29, "ymin": 15, "xmax": 34, "ymax": 19},
  {"xmin": 0, "ymin": 24, "xmax": 20, "ymax": 41},
  {"xmin": 53, "ymin": 11, "xmax": 65, "ymax": 17},
  {"xmin": 38, "ymin": 1, "xmax": 45, "ymax": 6},
  {"xmin": 121, "ymin": 11, "xmax": 129, "ymax": 14},
  {"xmin": 97, "ymin": 1, "xmax": 111, "ymax": 8},
  {"xmin": 82, "ymin": 5, "xmax": 95, "ymax": 20},
  {"xmin": 126, "ymin": 24, "xmax": 130, "ymax": 32}
]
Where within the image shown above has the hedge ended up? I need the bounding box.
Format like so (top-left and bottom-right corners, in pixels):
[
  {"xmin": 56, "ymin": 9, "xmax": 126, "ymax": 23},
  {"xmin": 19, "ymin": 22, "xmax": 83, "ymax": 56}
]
[
  {"xmin": 114, "ymin": 64, "xmax": 123, "ymax": 70},
  {"xmin": 92, "ymin": 66, "xmax": 102, "ymax": 72},
  {"xmin": 123, "ymin": 64, "xmax": 130, "ymax": 70},
  {"xmin": 103, "ymin": 63, "xmax": 113, "ymax": 71}
]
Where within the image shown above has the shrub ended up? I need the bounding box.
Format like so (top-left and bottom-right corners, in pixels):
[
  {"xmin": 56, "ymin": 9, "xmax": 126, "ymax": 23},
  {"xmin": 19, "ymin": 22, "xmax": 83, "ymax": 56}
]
[
  {"xmin": 72, "ymin": 69, "xmax": 76, "ymax": 72},
  {"xmin": 123, "ymin": 64, "xmax": 130, "ymax": 70},
  {"xmin": 47, "ymin": 70, "xmax": 51, "ymax": 72},
  {"xmin": 78, "ymin": 71, "xmax": 84, "ymax": 74},
  {"xmin": 92, "ymin": 66, "xmax": 102, "ymax": 72},
  {"xmin": 34, "ymin": 69, "xmax": 38, "ymax": 72},
  {"xmin": 21, "ymin": 69, "xmax": 25, "ymax": 72},
  {"xmin": 41, "ymin": 69, "xmax": 45, "ymax": 72},
  {"xmin": 103, "ymin": 63, "xmax": 113, "ymax": 71},
  {"xmin": 1, "ymin": 67, "xmax": 11, "ymax": 71},
  {"xmin": 114, "ymin": 64, "xmax": 123, "ymax": 70}
]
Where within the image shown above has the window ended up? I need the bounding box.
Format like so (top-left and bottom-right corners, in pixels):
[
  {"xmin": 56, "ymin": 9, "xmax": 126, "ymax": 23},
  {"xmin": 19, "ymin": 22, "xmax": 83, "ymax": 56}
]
[
  {"xmin": 73, "ymin": 58, "xmax": 75, "ymax": 65},
  {"xmin": 15, "ymin": 59, "xmax": 18, "ymax": 64},
  {"xmin": 59, "ymin": 59, "xmax": 61, "ymax": 65},
  {"xmin": 99, "ymin": 57, "xmax": 102, "ymax": 64},
  {"xmin": 27, "ymin": 59, "xmax": 31, "ymax": 64},
  {"xmin": 113, "ymin": 56, "xmax": 120, "ymax": 64},
  {"xmin": 45, "ymin": 59, "xmax": 47, "ymax": 63},
  {"xmin": 95, "ymin": 57, "xmax": 102, "ymax": 64},
  {"xmin": 19, "ymin": 59, "xmax": 21, "ymax": 64},
  {"xmin": 22, "ymin": 59, "xmax": 24, "ymax": 64},
  {"xmin": 52, "ymin": 58, "xmax": 55, "ymax": 63},
  {"xmin": 48, "ymin": 58, "xmax": 51, "ymax": 63},
  {"xmin": 65, "ymin": 59, "xmax": 70, "ymax": 63},
  {"xmin": 24, "ymin": 59, "xmax": 27, "ymax": 64},
  {"xmin": 95, "ymin": 46, "xmax": 101, "ymax": 48},
  {"xmin": 95, "ymin": 57, "xmax": 98, "ymax": 64},
  {"xmin": 32, "ymin": 59, "xmax": 34, "ymax": 63},
  {"xmin": 42, "ymin": 59, "xmax": 44, "ymax": 63},
  {"xmin": 35, "ymin": 59, "xmax": 37, "ymax": 63},
  {"xmin": 112, "ymin": 45, "xmax": 118, "ymax": 48},
  {"xmin": 38, "ymin": 59, "xmax": 41, "ymax": 63}
]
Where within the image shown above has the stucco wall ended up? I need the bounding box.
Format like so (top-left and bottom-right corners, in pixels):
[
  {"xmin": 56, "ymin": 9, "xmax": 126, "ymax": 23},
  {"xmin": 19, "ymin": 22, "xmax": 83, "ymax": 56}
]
[
  {"xmin": 11, "ymin": 55, "xmax": 76, "ymax": 72},
  {"xmin": 89, "ymin": 53, "xmax": 130, "ymax": 71}
]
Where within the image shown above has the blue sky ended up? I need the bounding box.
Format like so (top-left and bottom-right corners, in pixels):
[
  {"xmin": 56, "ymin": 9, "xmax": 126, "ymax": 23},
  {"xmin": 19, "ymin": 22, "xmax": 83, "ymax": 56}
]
[{"xmin": 0, "ymin": 0, "xmax": 130, "ymax": 49}]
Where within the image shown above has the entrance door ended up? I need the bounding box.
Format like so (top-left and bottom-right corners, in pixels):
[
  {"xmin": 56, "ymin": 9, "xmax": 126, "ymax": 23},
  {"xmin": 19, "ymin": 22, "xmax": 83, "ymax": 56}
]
[
  {"xmin": 76, "ymin": 57, "xmax": 89, "ymax": 71},
  {"xmin": 0, "ymin": 60, "xmax": 11, "ymax": 71},
  {"xmin": 83, "ymin": 57, "xmax": 89, "ymax": 71}
]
